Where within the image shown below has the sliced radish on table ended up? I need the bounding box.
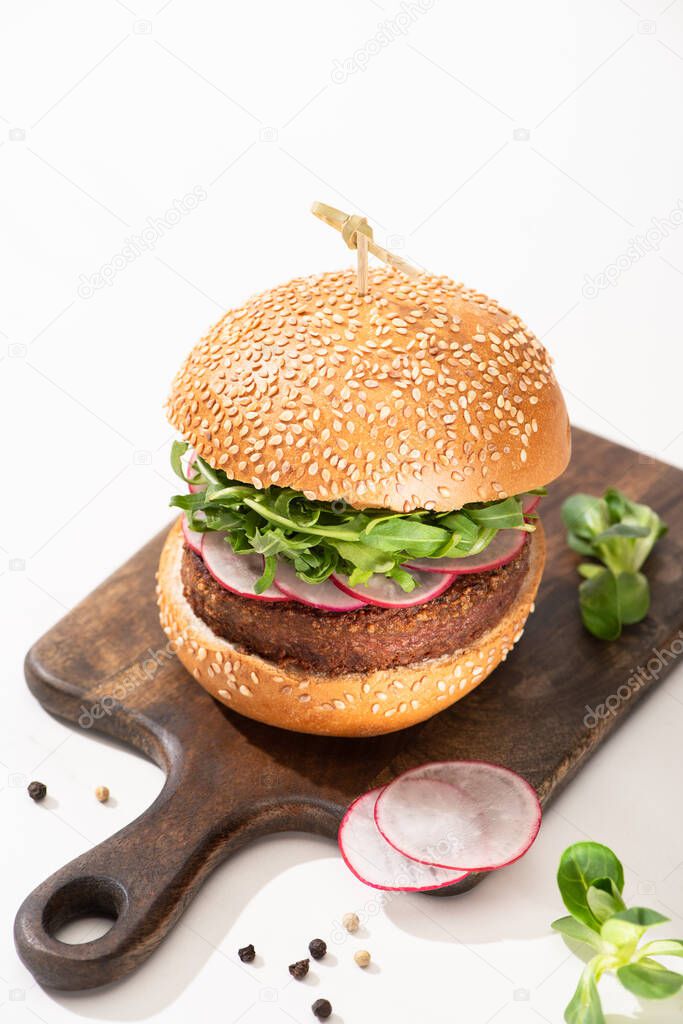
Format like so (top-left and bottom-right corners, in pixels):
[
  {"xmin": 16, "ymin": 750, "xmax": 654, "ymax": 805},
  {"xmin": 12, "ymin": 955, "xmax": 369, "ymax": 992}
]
[
  {"xmin": 274, "ymin": 560, "xmax": 367, "ymax": 611},
  {"xmin": 331, "ymin": 568, "xmax": 455, "ymax": 608},
  {"xmin": 522, "ymin": 494, "xmax": 542, "ymax": 516},
  {"xmin": 181, "ymin": 515, "xmax": 204, "ymax": 556},
  {"xmin": 338, "ymin": 789, "xmax": 469, "ymax": 892},
  {"xmin": 403, "ymin": 530, "xmax": 527, "ymax": 575},
  {"xmin": 374, "ymin": 761, "xmax": 542, "ymax": 872},
  {"xmin": 201, "ymin": 532, "xmax": 288, "ymax": 601}
]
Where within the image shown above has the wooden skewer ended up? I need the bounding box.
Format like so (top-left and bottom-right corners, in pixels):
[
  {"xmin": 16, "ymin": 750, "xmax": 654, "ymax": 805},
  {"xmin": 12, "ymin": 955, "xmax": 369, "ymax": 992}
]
[
  {"xmin": 356, "ymin": 230, "xmax": 369, "ymax": 295},
  {"xmin": 311, "ymin": 201, "xmax": 422, "ymax": 294}
]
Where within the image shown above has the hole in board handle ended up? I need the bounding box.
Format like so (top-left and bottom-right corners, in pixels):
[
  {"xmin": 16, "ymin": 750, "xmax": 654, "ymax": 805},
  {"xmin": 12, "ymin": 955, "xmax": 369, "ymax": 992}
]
[{"xmin": 42, "ymin": 876, "xmax": 128, "ymax": 946}]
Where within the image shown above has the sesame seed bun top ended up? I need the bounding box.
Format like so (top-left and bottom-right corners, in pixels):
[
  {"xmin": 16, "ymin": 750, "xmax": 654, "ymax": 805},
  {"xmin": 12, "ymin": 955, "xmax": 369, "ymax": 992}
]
[{"xmin": 166, "ymin": 267, "xmax": 570, "ymax": 512}]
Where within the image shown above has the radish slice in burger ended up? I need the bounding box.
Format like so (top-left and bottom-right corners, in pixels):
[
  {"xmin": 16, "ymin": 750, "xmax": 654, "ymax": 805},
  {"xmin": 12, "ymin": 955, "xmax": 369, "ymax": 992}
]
[
  {"xmin": 274, "ymin": 559, "xmax": 367, "ymax": 611},
  {"xmin": 181, "ymin": 515, "xmax": 204, "ymax": 556},
  {"xmin": 331, "ymin": 568, "xmax": 455, "ymax": 608},
  {"xmin": 374, "ymin": 761, "xmax": 542, "ymax": 872},
  {"xmin": 201, "ymin": 532, "xmax": 288, "ymax": 601},
  {"xmin": 338, "ymin": 788, "xmax": 469, "ymax": 892},
  {"xmin": 403, "ymin": 530, "xmax": 527, "ymax": 575},
  {"xmin": 522, "ymin": 494, "xmax": 542, "ymax": 516}
]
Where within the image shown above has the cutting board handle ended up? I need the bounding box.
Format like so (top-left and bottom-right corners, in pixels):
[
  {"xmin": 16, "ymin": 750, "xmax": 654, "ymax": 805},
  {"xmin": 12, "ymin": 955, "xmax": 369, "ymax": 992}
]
[{"xmin": 13, "ymin": 762, "xmax": 255, "ymax": 991}]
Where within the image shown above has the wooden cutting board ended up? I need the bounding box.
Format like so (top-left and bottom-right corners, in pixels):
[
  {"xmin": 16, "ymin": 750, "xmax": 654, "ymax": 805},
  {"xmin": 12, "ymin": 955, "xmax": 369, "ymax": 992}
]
[{"xmin": 14, "ymin": 428, "xmax": 683, "ymax": 991}]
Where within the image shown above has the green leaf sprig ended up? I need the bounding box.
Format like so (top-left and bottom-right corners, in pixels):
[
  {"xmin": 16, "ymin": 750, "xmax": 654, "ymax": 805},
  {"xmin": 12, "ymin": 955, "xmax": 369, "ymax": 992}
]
[
  {"xmin": 561, "ymin": 488, "xmax": 666, "ymax": 640},
  {"xmin": 553, "ymin": 841, "xmax": 683, "ymax": 1023},
  {"xmin": 169, "ymin": 441, "xmax": 540, "ymax": 594}
]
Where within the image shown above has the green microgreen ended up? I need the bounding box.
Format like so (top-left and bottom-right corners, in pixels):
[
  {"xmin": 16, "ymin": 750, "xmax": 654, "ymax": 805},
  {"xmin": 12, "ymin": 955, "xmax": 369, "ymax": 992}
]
[
  {"xmin": 553, "ymin": 842, "xmax": 683, "ymax": 1022},
  {"xmin": 561, "ymin": 488, "xmax": 666, "ymax": 640}
]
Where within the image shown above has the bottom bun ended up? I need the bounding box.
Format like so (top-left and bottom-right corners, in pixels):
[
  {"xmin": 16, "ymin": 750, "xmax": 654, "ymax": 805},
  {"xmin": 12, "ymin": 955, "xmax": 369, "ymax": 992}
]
[{"xmin": 157, "ymin": 519, "xmax": 545, "ymax": 737}]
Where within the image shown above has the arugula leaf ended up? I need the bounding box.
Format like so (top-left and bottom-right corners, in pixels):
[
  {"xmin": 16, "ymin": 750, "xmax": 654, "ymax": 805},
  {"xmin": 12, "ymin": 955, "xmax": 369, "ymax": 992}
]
[
  {"xmin": 562, "ymin": 488, "xmax": 666, "ymax": 640},
  {"xmin": 194, "ymin": 454, "xmax": 224, "ymax": 487},
  {"xmin": 169, "ymin": 444, "xmax": 537, "ymax": 592},
  {"xmin": 465, "ymin": 497, "xmax": 530, "ymax": 531},
  {"xmin": 170, "ymin": 440, "xmax": 192, "ymax": 483},
  {"xmin": 361, "ymin": 517, "xmax": 450, "ymax": 555},
  {"xmin": 255, "ymin": 554, "xmax": 277, "ymax": 594},
  {"xmin": 437, "ymin": 510, "xmax": 481, "ymax": 548}
]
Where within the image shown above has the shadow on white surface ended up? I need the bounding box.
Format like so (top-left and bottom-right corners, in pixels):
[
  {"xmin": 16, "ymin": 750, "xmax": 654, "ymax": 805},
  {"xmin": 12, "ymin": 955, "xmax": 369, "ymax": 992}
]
[
  {"xmin": 384, "ymin": 836, "xmax": 555, "ymax": 944},
  {"xmin": 606, "ymin": 999, "xmax": 683, "ymax": 1023},
  {"xmin": 33, "ymin": 710, "xmax": 158, "ymax": 767},
  {"xmin": 41, "ymin": 832, "xmax": 335, "ymax": 1020}
]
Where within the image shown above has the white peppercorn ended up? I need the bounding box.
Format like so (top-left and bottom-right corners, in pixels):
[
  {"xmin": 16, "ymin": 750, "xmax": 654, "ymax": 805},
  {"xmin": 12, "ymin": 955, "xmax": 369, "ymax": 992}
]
[{"xmin": 342, "ymin": 911, "xmax": 360, "ymax": 933}]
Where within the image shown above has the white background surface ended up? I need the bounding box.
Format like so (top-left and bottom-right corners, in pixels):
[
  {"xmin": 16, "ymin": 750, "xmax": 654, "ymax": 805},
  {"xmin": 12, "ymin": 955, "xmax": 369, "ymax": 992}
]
[{"xmin": 2, "ymin": 1, "xmax": 683, "ymax": 1021}]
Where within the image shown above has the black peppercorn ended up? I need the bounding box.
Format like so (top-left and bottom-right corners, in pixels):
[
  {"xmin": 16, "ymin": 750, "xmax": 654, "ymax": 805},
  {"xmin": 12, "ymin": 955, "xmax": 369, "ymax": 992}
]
[
  {"xmin": 289, "ymin": 958, "xmax": 309, "ymax": 980},
  {"xmin": 238, "ymin": 944, "xmax": 255, "ymax": 963},
  {"xmin": 308, "ymin": 938, "xmax": 327, "ymax": 960},
  {"xmin": 312, "ymin": 998, "xmax": 332, "ymax": 1019},
  {"xmin": 28, "ymin": 781, "xmax": 47, "ymax": 802}
]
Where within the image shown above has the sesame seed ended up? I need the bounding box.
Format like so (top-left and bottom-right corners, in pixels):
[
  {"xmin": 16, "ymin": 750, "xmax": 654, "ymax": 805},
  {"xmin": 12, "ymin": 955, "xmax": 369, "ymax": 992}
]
[{"xmin": 167, "ymin": 266, "xmax": 559, "ymax": 511}]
